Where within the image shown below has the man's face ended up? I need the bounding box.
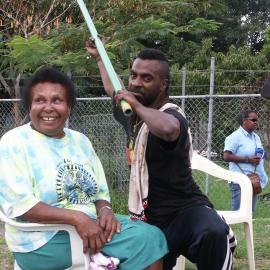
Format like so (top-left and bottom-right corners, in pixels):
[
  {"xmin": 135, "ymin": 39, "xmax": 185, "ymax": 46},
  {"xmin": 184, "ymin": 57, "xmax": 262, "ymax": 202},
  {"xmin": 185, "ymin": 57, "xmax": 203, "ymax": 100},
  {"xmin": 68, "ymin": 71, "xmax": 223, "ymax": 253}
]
[
  {"xmin": 243, "ymin": 112, "xmax": 258, "ymax": 132},
  {"xmin": 29, "ymin": 82, "xmax": 71, "ymax": 138},
  {"xmin": 128, "ymin": 58, "xmax": 168, "ymax": 106}
]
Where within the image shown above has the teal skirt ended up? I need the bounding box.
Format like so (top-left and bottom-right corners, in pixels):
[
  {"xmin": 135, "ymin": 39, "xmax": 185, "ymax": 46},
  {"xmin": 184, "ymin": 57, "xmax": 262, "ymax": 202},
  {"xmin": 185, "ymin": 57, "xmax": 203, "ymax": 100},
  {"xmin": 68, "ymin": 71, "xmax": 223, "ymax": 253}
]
[{"xmin": 14, "ymin": 214, "xmax": 168, "ymax": 270}]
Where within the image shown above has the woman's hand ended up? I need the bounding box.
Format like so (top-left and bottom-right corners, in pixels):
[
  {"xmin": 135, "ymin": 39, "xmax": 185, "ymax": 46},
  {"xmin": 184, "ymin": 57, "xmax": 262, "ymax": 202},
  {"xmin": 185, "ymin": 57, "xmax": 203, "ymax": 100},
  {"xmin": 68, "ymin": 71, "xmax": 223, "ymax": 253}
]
[
  {"xmin": 74, "ymin": 211, "xmax": 106, "ymax": 254},
  {"xmin": 97, "ymin": 207, "xmax": 121, "ymax": 243}
]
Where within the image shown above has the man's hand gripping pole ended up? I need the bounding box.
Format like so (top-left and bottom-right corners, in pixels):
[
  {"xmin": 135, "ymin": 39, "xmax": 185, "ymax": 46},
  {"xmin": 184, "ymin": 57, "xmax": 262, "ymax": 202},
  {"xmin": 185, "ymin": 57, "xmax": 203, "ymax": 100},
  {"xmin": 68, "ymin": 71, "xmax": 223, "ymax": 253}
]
[{"xmin": 76, "ymin": 0, "xmax": 133, "ymax": 117}]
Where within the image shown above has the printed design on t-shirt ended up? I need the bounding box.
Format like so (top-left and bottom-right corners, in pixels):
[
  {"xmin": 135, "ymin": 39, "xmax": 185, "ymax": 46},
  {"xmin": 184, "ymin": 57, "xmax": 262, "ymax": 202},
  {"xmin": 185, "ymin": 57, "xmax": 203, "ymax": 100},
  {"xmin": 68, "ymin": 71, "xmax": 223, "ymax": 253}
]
[{"xmin": 56, "ymin": 159, "xmax": 98, "ymax": 204}]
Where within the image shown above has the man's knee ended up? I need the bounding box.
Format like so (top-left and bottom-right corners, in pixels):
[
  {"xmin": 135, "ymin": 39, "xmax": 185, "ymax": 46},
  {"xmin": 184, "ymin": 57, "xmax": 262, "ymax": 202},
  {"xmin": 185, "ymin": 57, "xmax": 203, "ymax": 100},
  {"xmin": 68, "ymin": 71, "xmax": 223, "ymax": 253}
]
[{"xmin": 203, "ymin": 224, "xmax": 228, "ymax": 245}]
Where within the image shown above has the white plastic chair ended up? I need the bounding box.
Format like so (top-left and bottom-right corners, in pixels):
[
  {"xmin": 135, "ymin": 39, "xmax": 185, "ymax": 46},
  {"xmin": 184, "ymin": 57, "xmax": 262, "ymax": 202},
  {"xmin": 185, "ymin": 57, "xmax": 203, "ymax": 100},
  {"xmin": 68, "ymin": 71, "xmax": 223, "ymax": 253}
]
[
  {"xmin": 173, "ymin": 152, "xmax": 255, "ymax": 270},
  {"xmin": 0, "ymin": 208, "xmax": 90, "ymax": 270}
]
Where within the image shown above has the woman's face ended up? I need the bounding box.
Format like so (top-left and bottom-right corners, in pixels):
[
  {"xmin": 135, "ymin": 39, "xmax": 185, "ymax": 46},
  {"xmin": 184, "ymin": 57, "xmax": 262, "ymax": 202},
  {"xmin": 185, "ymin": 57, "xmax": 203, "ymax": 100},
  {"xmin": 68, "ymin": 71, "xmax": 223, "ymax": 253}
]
[
  {"xmin": 29, "ymin": 82, "xmax": 71, "ymax": 138},
  {"xmin": 242, "ymin": 112, "xmax": 258, "ymax": 133}
]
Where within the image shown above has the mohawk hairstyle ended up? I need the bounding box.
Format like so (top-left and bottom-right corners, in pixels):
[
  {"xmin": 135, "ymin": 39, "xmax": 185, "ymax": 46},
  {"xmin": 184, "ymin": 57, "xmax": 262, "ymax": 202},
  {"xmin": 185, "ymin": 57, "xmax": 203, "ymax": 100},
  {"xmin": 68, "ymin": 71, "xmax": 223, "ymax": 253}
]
[{"xmin": 136, "ymin": 48, "xmax": 170, "ymax": 81}]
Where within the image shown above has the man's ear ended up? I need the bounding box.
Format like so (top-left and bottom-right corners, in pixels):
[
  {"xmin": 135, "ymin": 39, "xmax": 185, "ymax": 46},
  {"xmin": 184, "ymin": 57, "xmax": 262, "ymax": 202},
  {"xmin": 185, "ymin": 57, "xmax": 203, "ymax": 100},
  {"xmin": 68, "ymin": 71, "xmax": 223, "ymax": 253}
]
[{"xmin": 161, "ymin": 79, "xmax": 169, "ymax": 92}]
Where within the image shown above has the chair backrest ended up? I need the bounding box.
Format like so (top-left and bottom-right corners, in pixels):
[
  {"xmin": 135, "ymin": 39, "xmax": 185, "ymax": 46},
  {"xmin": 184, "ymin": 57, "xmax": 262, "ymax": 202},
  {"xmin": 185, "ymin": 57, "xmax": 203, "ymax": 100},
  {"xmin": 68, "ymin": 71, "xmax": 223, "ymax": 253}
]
[
  {"xmin": 191, "ymin": 152, "xmax": 253, "ymax": 223},
  {"xmin": 0, "ymin": 208, "xmax": 88, "ymax": 270},
  {"xmin": 173, "ymin": 153, "xmax": 255, "ymax": 270}
]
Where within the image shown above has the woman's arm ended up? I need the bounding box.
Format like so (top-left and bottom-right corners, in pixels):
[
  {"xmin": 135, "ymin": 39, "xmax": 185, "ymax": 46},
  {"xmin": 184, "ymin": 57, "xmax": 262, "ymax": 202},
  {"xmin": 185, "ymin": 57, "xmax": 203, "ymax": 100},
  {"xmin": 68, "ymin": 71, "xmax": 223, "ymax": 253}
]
[{"xmin": 21, "ymin": 202, "xmax": 106, "ymax": 254}]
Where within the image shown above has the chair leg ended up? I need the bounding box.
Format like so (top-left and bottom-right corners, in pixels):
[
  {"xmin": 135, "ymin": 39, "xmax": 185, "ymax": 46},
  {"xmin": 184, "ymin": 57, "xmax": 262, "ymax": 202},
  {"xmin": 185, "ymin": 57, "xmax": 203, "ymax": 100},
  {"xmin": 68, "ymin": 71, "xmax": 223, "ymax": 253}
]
[
  {"xmin": 14, "ymin": 260, "xmax": 22, "ymax": 270},
  {"xmin": 173, "ymin": 255, "xmax": 185, "ymax": 270},
  {"xmin": 244, "ymin": 222, "xmax": 255, "ymax": 270}
]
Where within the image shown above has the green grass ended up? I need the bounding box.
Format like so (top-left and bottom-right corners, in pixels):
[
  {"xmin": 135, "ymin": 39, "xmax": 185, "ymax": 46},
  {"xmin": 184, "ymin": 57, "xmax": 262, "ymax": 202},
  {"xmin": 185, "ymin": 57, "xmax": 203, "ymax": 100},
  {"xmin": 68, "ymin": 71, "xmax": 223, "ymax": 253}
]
[{"xmin": 0, "ymin": 236, "xmax": 13, "ymax": 270}]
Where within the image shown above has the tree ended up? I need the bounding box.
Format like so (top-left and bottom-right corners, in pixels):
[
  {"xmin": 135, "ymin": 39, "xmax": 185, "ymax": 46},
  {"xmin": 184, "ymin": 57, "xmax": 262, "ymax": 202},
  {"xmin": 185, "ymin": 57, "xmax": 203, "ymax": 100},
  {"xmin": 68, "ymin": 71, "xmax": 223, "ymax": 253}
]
[
  {"xmin": 0, "ymin": 0, "xmax": 79, "ymax": 124},
  {"xmin": 1, "ymin": 0, "xmax": 270, "ymax": 100},
  {"xmin": 208, "ymin": 0, "xmax": 270, "ymax": 53}
]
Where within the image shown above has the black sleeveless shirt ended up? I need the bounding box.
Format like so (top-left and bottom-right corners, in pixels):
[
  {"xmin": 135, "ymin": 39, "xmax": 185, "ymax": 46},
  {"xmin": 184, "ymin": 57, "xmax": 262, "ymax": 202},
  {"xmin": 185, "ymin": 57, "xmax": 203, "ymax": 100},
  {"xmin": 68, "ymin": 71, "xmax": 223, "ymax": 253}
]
[{"xmin": 114, "ymin": 105, "xmax": 213, "ymax": 227}]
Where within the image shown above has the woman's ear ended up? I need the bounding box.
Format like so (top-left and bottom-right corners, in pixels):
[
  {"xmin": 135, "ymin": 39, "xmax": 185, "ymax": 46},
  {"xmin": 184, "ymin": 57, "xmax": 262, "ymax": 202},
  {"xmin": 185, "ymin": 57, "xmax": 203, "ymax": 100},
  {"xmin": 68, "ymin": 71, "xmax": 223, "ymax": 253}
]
[{"xmin": 68, "ymin": 107, "xmax": 72, "ymax": 117}]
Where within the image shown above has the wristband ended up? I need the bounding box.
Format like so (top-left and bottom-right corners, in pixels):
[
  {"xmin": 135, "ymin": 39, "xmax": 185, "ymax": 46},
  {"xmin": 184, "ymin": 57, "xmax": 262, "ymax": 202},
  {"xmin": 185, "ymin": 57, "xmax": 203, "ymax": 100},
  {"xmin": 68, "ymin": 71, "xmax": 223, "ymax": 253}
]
[
  {"xmin": 95, "ymin": 56, "xmax": 101, "ymax": 63},
  {"xmin": 98, "ymin": 205, "xmax": 112, "ymax": 217}
]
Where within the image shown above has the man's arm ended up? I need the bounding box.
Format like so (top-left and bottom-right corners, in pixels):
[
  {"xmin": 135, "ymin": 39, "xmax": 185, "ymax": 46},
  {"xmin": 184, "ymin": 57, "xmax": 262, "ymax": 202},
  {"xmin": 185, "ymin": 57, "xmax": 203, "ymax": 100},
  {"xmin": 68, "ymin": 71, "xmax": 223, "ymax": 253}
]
[
  {"xmin": 86, "ymin": 41, "xmax": 125, "ymax": 98},
  {"xmin": 114, "ymin": 90, "xmax": 180, "ymax": 142},
  {"xmin": 134, "ymin": 103, "xmax": 180, "ymax": 142},
  {"xmin": 223, "ymin": 151, "xmax": 260, "ymax": 165}
]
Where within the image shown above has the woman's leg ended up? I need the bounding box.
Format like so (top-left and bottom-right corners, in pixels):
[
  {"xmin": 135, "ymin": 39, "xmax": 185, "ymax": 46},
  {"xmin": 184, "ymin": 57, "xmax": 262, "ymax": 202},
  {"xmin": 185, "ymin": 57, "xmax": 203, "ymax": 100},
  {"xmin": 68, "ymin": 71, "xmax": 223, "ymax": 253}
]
[
  {"xmin": 13, "ymin": 231, "xmax": 71, "ymax": 270},
  {"xmin": 102, "ymin": 214, "xmax": 168, "ymax": 270},
  {"xmin": 144, "ymin": 258, "xmax": 163, "ymax": 270}
]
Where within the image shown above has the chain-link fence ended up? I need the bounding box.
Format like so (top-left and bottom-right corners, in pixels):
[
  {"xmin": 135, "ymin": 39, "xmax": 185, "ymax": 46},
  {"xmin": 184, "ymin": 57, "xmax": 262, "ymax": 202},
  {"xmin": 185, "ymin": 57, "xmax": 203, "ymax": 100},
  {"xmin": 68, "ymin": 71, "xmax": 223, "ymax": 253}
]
[{"xmin": 0, "ymin": 94, "xmax": 270, "ymax": 213}]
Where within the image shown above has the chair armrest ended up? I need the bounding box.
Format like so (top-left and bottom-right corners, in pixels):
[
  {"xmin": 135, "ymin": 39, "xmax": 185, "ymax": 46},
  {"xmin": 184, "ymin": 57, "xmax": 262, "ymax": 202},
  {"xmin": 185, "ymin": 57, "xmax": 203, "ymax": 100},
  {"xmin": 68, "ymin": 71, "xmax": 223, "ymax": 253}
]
[{"xmin": 0, "ymin": 211, "xmax": 89, "ymax": 270}]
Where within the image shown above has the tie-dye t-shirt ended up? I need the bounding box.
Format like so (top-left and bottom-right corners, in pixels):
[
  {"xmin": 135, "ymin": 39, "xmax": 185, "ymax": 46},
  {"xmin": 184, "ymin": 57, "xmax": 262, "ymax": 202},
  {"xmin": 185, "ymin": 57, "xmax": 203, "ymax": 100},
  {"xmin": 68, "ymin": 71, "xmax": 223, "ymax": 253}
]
[{"xmin": 0, "ymin": 123, "xmax": 110, "ymax": 252}]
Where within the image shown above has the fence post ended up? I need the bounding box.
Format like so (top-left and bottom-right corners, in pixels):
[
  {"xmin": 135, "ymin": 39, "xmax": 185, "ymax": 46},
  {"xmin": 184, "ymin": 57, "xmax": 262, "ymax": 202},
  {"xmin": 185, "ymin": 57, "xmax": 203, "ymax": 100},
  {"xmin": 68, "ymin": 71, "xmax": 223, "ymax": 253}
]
[
  {"xmin": 181, "ymin": 67, "xmax": 186, "ymax": 111},
  {"xmin": 205, "ymin": 57, "xmax": 215, "ymax": 194}
]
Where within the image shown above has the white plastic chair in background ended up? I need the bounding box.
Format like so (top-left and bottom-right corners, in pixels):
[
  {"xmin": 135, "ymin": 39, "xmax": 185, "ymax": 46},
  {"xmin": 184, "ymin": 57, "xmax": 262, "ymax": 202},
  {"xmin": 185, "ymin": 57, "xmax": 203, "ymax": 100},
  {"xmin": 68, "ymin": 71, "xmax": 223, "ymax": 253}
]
[
  {"xmin": 173, "ymin": 152, "xmax": 255, "ymax": 270},
  {"xmin": 0, "ymin": 209, "xmax": 89, "ymax": 270}
]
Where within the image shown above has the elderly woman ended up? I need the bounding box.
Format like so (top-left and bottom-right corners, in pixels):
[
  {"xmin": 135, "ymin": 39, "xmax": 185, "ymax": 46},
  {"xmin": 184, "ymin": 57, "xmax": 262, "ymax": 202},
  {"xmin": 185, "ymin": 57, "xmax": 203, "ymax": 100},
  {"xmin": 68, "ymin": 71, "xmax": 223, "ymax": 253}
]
[
  {"xmin": 223, "ymin": 110, "xmax": 268, "ymax": 213},
  {"xmin": 0, "ymin": 67, "xmax": 168, "ymax": 270}
]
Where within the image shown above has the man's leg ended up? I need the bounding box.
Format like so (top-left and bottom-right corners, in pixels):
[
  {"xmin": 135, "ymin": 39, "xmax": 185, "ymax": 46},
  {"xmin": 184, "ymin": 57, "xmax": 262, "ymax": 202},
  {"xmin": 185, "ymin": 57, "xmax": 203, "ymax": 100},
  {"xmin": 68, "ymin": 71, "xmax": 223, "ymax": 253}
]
[
  {"xmin": 161, "ymin": 205, "xmax": 235, "ymax": 270},
  {"xmin": 252, "ymin": 194, "xmax": 259, "ymax": 213},
  {"xmin": 230, "ymin": 182, "xmax": 241, "ymax": 210}
]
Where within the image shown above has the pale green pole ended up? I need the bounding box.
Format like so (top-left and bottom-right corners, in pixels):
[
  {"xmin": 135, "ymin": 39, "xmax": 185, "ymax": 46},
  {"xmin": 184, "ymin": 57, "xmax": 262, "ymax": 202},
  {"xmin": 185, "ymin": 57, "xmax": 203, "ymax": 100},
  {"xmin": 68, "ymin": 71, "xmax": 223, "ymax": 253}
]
[{"xmin": 76, "ymin": 0, "xmax": 132, "ymax": 116}]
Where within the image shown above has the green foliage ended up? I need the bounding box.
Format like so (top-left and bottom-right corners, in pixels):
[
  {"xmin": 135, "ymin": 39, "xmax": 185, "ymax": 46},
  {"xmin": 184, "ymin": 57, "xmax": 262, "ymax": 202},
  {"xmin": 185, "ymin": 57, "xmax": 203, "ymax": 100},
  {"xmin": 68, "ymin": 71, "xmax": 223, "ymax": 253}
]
[
  {"xmin": 217, "ymin": 46, "xmax": 266, "ymax": 71},
  {"xmin": 109, "ymin": 16, "xmax": 176, "ymax": 65},
  {"xmin": 261, "ymin": 26, "xmax": 270, "ymax": 61},
  {"xmin": 178, "ymin": 17, "xmax": 222, "ymax": 35},
  {"xmin": 215, "ymin": 46, "xmax": 268, "ymax": 94},
  {"xmin": 0, "ymin": 37, "xmax": 11, "ymax": 73},
  {"xmin": 7, "ymin": 35, "xmax": 56, "ymax": 72},
  {"xmin": 183, "ymin": 38, "xmax": 216, "ymax": 95},
  {"xmin": 1, "ymin": 0, "xmax": 270, "ymax": 98}
]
